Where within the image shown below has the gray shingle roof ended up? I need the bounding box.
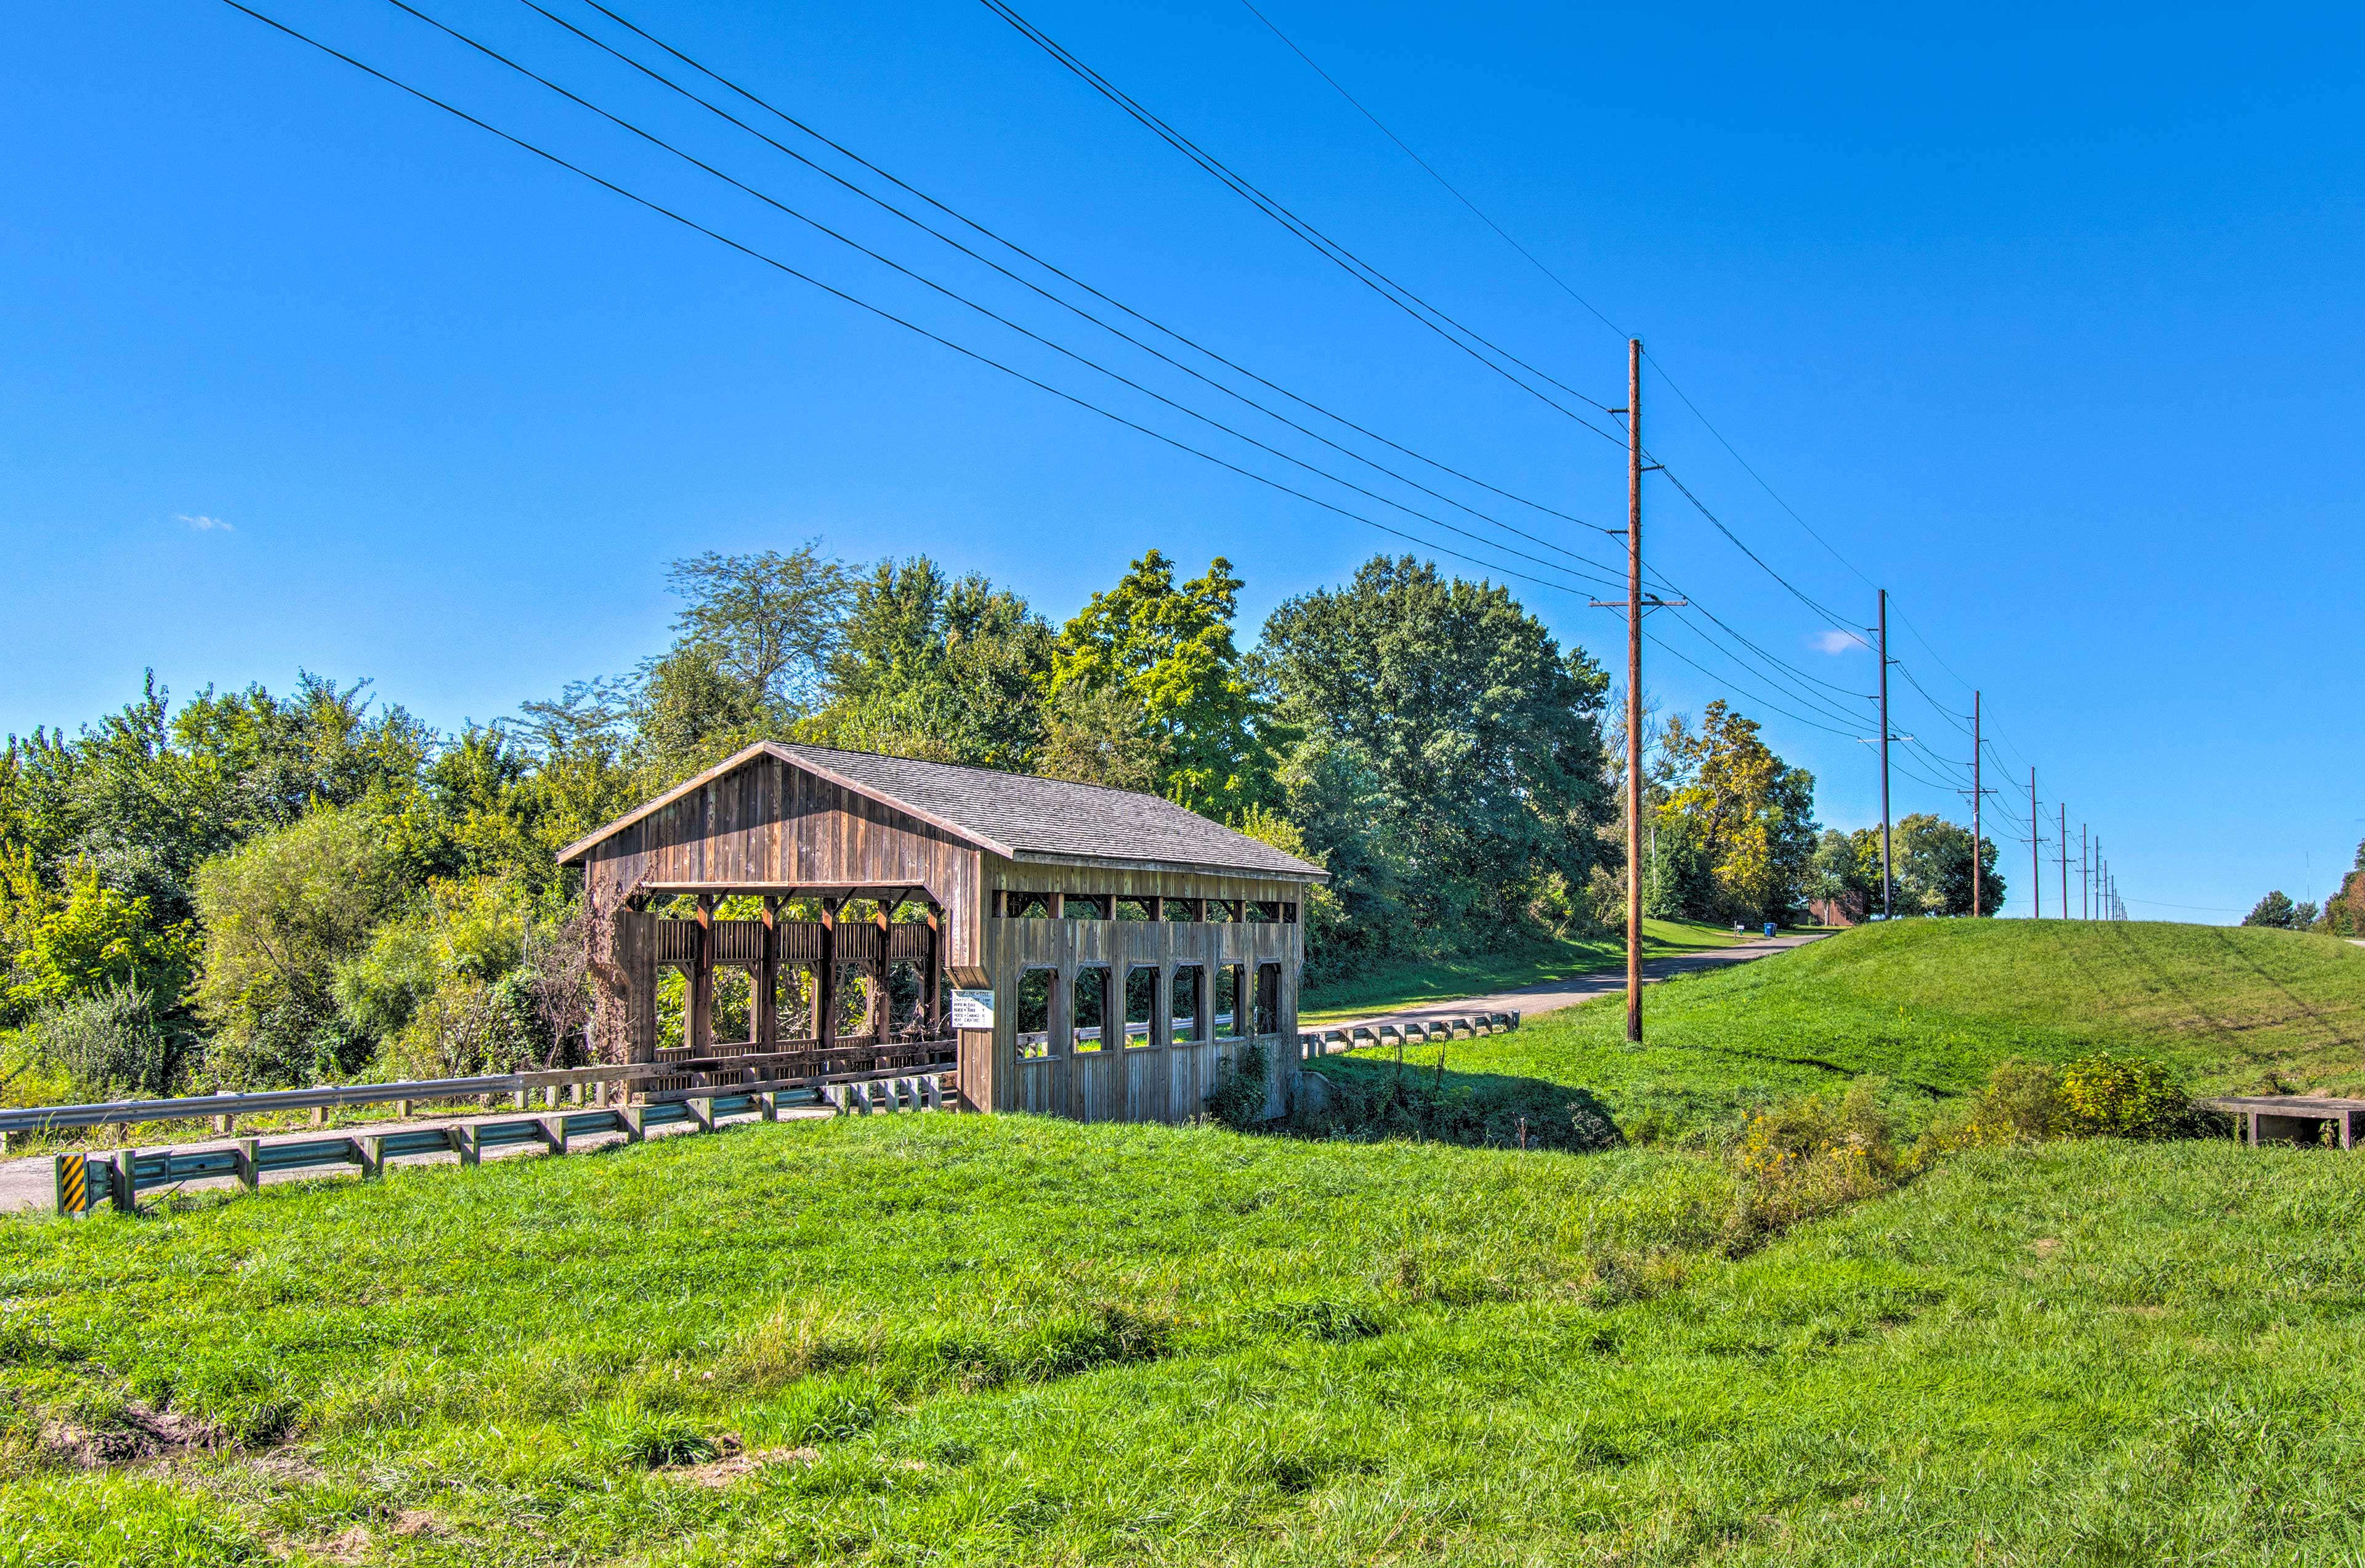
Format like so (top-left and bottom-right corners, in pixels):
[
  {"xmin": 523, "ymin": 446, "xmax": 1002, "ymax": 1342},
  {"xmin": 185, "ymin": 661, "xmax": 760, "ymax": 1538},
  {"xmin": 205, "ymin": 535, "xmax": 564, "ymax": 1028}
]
[
  {"xmin": 556, "ymin": 740, "xmax": 1324, "ymax": 881},
  {"xmin": 774, "ymin": 744, "xmax": 1323, "ymax": 879}
]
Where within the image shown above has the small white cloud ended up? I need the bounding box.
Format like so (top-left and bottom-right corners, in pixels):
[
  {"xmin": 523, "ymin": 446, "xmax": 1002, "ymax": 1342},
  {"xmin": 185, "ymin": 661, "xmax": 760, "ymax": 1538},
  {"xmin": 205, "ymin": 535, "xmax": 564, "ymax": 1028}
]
[
  {"xmin": 1809, "ymin": 628, "xmax": 1861, "ymax": 655},
  {"xmin": 177, "ymin": 514, "xmax": 233, "ymax": 533}
]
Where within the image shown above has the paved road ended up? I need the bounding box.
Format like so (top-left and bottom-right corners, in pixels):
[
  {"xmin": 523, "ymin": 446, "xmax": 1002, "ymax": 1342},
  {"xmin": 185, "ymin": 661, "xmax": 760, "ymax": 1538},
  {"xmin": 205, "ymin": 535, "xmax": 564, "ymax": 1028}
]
[
  {"xmin": 1310, "ymin": 931, "xmax": 1826, "ymax": 1035},
  {"xmin": 1, "ymin": 1099, "xmax": 833, "ymax": 1216}
]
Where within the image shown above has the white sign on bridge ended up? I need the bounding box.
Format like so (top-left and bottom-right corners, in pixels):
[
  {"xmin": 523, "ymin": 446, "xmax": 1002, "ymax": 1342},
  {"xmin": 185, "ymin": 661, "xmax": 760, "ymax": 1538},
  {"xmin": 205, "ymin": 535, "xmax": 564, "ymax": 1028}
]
[{"xmin": 949, "ymin": 988, "xmax": 995, "ymax": 1030}]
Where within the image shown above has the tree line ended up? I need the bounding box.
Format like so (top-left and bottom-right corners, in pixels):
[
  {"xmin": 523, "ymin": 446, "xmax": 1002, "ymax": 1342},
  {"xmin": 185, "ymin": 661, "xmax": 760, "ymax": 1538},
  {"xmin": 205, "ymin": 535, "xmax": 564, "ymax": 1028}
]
[
  {"xmin": 0, "ymin": 543, "xmax": 2001, "ymax": 1103},
  {"xmin": 2243, "ymin": 840, "xmax": 2365, "ymax": 934}
]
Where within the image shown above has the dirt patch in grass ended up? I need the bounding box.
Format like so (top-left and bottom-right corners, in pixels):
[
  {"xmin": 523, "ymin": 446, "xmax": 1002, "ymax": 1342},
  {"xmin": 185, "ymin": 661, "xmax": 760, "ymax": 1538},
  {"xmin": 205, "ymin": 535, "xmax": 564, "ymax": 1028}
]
[
  {"xmin": 668, "ymin": 1442, "xmax": 820, "ymax": 1488},
  {"xmin": 41, "ymin": 1399, "xmax": 220, "ymax": 1467}
]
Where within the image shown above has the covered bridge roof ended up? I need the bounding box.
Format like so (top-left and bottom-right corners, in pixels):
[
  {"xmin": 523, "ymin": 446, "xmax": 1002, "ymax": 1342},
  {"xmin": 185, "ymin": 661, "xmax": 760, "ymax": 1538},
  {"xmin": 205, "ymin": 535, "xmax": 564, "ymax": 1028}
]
[{"xmin": 557, "ymin": 742, "xmax": 1326, "ymax": 881}]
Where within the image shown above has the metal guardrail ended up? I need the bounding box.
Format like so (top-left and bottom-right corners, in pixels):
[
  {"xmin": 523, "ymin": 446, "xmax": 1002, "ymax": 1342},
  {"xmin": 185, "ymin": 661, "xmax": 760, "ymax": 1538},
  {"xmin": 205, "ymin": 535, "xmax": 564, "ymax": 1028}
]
[
  {"xmin": 1, "ymin": 1044, "xmax": 960, "ymax": 1141},
  {"xmin": 1295, "ymin": 1010, "xmax": 1521, "ymax": 1060},
  {"xmin": 50, "ymin": 1069, "xmax": 956, "ymax": 1216}
]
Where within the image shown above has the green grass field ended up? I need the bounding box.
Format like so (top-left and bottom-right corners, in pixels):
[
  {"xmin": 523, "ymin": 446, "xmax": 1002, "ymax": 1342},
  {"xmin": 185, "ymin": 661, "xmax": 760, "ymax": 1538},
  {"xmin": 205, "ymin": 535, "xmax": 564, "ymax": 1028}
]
[
  {"xmin": 7, "ymin": 919, "xmax": 2365, "ymax": 1565},
  {"xmin": 1297, "ymin": 916, "xmax": 1750, "ymax": 1024}
]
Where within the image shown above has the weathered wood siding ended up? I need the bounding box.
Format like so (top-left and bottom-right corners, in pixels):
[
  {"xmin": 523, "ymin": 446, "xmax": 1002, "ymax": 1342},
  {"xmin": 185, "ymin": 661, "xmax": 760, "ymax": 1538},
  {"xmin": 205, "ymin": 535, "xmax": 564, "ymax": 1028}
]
[
  {"xmin": 965, "ymin": 889, "xmax": 1301, "ymax": 1125},
  {"xmin": 580, "ymin": 754, "xmax": 985, "ymax": 960}
]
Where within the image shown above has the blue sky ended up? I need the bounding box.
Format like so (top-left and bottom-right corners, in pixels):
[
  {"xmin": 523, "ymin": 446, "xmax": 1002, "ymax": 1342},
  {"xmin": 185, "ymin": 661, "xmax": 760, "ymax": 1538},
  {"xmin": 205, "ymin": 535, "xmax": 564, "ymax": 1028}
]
[{"xmin": 3, "ymin": 0, "xmax": 2359, "ymax": 921}]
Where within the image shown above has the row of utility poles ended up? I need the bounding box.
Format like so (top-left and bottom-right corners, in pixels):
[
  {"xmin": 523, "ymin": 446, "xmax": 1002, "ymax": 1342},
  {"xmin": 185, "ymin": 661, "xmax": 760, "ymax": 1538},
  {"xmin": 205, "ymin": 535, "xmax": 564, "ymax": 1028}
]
[
  {"xmin": 1604, "ymin": 334, "xmax": 2117, "ymax": 1046},
  {"xmin": 2021, "ymin": 778, "xmax": 2124, "ymax": 921}
]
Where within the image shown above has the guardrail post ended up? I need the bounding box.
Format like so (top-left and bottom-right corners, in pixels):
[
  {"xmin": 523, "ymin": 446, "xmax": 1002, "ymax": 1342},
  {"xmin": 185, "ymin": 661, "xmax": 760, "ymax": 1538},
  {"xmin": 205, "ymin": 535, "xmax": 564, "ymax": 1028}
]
[
  {"xmin": 448, "ymin": 1126, "xmax": 479, "ymax": 1168},
  {"xmin": 358, "ymin": 1135, "xmax": 384, "ymax": 1179},
  {"xmin": 105, "ymin": 1152, "xmax": 132, "ymax": 1211},
  {"xmin": 310, "ymin": 1105, "xmax": 328, "ymax": 1128},
  {"xmin": 235, "ymin": 1138, "xmax": 259, "ymax": 1192},
  {"xmin": 54, "ymin": 1153, "xmax": 87, "ymax": 1216},
  {"xmin": 212, "ymin": 1113, "xmax": 233, "ymax": 1134},
  {"xmin": 511, "ymin": 1088, "xmax": 528, "ymax": 1110},
  {"xmin": 540, "ymin": 1116, "xmax": 569, "ymax": 1156},
  {"xmin": 758, "ymin": 1091, "xmax": 779, "ymax": 1123},
  {"xmin": 619, "ymin": 1106, "xmax": 644, "ymax": 1144},
  {"xmin": 687, "ymin": 1097, "xmax": 715, "ymax": 1133},
  {"xmin": 397, "ymin": 1099, "xmax": 414, "ymax": 1120}
]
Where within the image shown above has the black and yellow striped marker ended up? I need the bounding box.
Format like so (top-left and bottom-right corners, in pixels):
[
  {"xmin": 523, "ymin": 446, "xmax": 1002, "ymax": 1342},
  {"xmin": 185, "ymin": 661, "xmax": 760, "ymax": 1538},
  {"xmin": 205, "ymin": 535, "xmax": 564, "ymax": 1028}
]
[{"xmin": 55, "ymin": 1152, "xmax": 88, "ymax": 1216}]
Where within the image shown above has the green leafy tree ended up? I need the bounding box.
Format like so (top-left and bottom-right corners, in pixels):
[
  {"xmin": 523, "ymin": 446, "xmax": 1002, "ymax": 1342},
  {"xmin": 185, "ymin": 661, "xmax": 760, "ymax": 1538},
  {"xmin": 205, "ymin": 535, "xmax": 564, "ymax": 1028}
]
[
  {"xmin": 1892, "ymin": 813, "xmax": 2007, "ymax": 916},
  {"xmin": 2243, "ymin": 889, "xmax": 2298, "ymax": 929},
  {"xmin": 191, "ymin": 805, "xmax": 411, "ymax": 1086},
  {"xmin": 1258, "ymin": 556, "xmax": 1613, "ymax": 959},
  {"xmin": 1654, "ymin": 701, "xmax": 1821, "ymax": 923},
  {"xmin": 805, "ymin": 557, "xmax": 1053, "ymax": 767},
  {"xmin": 4, "ymin": 867, "xmax": 199, "ymax": 1017},
  {"xmin": 1051, "ymin": 551, "xmax": 1274, "ymax": 815},
  {"xmin": 661, "ymin": 543, "xmax": 851, "ymax": 717}
]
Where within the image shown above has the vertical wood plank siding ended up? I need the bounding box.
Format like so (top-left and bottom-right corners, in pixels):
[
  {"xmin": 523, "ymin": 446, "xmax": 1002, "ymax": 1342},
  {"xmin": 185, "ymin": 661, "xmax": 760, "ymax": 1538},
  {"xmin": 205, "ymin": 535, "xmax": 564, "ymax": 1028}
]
[{"xmin": 582, "ymin": 751, "xmax": 1309, "ymax": 1125}]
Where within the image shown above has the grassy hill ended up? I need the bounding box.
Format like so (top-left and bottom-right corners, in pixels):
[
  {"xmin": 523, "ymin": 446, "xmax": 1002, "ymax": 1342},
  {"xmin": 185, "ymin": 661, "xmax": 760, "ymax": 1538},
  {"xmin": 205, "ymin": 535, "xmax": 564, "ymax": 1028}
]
[
  {"xmin": 1296, "ymin": 916, "xmax": 1750, "ymax": 1025},
  {"xmin": 1328, "ymin": 919, "xmax": 2365, "ymax": 1146},
  {"xmin": 7, "ymin": 918, "xmax": 2365, "ymax": 1565}
]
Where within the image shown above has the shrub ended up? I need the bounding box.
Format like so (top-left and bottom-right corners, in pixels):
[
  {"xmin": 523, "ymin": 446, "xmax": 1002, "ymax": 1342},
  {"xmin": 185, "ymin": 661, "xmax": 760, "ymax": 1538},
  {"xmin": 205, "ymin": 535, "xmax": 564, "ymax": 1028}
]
[
  {"xmin": 30, "ymin": 981, "xmax": 187, "ymax": 1100},
  {"xmin": 1207, "ymin": 1038, "xmax": 1272, "ymax": 1128},
  {"xmin": 1725, "ymin": 1079, "xmax": 1902, "ymax": 1248},
  {"xmin": 1293, "ymin": 1062, "xmax": 1622, "ymax": 1153},
  {"xmin": 2058, "ymin": 1052, "xmax": 2196, "ymax": 1139}
]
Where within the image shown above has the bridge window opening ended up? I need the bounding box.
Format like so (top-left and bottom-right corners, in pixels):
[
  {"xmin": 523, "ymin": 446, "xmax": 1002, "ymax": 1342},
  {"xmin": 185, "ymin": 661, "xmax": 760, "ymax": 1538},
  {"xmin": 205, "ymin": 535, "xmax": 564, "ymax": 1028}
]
[
  {"xmin": 1005, "ymin": 892, "xmax": 1053, "ymax": 918},
  {"xmin": 1255, "ymin": 963, "xmax": 1282, "ymax": 1037},
  {"xmin": 1072, "ymin": 966, "xmax": 1110, "ymax": 1051},
  {"xmin": 884, "ymin": 960, "xmax": 927, "ymax": 1037},
  {"xmin": 1064, "ymin": 894, "xmax": 1112, "ymax": 921},
  {"xmin": 1125, "ymin": 966, "xmax": 1157, "ymax": 1046},
  {"xmin": 1115, "ymin": 897, "xmax": 1155, "ymax": 921},
  {"xmin": 1170, "ymin": 964, "xmax": 1204, "ymax": 1043},
  {"xmin": 1016, "ymin": 968, "xmax": 1055, "ymax": 1059},
  {"xmin": 1216, "ymin": 964, "xmax": 1245, "ymax": 1038}
]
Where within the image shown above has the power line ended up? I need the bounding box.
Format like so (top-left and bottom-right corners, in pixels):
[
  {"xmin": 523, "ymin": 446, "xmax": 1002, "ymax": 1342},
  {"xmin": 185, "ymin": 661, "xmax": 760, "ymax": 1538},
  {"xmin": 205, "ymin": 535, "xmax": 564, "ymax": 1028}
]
[
  {"xmin": 1232, "ymin": 0, "xmax": 1628, "ymax": 342},
  {"xmin": 976, "ymin": 0, "xmax": 1627, "ymax": 441},
  {"xmin": 373, "ymin": 0, "xmax": 1632, "ymax": 591},
  {"xmin": 532, "ymin": 0, "xmax": 1622, "ymax": 557},
  {"xmin": 212, "ymin": 0, "xmax": 1623, "ymax": 610}
]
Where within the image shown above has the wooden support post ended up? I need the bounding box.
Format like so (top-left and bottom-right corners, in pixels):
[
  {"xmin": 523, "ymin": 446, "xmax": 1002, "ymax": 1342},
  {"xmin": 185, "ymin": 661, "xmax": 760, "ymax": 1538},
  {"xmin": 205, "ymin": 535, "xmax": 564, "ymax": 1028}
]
[
  {"xmin": 358, "ymin": 1135, "xmax": 385, "ymax": 1179},
  {"xmin": 619, "ymin": 1107, "xmax": 645, "ymax": 1145},
  {"xmin": 872, "ymin": 895, "xmax": 893, "ymax": 1047},
  {"xmin": 759, "ymin": 1091, "xmax": 780, "ymax": 1122},
  {"xmin": 108, "ymin": 1152, "xmax": 133, "ymax": 1211},
  {"xmin": 690, "ymin": 895, "xmax": 716, "ymax": 1056},
  {"xmin": 687, "ymin": 1097, "xmax": 716, "ymax": 1133},
  {"xmin": 397, "ymin": 1099, "xmax": 414, "ymax": 1120},
  {"xmin": 1151, "ymin": 961, "xmax": 1171, "ymax": 1053},
  {"xmin": 541, "ymin": 1116, "xmax": 569, "ymax": 1156},
  {"xmin": 543, "ymin": 1084, "xmax": 561, "ymax": 1109},
  {"xmin": 448, "ymin": 1125, "xmax": 479, "ymax": 1167},
  {"xmin": 235, "ymin": 1138, "xmax": 259, "ymax": 1192},
  {"xmin": 756, "ymin": 895, "xmax": 780, "ymax": 1051},
  {"xmin": 925, "ymin": 900, "xmax": 945, "ymax": 1036},
  {"xmin": 511, "ymin": 1088, "xmax": 528, "ymax": 1110},
  {"xmin": 212, "ymin": 1113, "xmax": 233, "ymax": 1135},
  {"xmin": 815, "ymin": 899, "xmax": 839, "ymax": 1054},
  {"xmin": 310, "ymin": 1105, "xmax": 328, "ymax": 1128}
]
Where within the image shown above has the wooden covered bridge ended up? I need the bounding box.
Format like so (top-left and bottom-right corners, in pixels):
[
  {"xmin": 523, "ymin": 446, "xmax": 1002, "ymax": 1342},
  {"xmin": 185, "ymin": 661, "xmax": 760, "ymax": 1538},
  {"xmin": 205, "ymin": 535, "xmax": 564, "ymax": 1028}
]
[{"xmin": 559, "ymin": 742, "xmax": 1326, "ymax": 1122}]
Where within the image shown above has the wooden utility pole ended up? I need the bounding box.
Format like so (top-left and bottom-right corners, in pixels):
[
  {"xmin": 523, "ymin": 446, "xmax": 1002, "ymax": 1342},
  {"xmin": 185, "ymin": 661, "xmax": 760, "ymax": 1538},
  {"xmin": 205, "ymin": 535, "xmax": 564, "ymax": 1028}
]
[
  {"xmin": 1623, "ymin": 337, "xmax": 1644, "ymax": 1042},
  {"xmin": 2029, "ymin": 769, "xmax": 2041, "ymax": 918},
  {"xmin": 2082, "ymin": 825, "xmax": 2090, "ymax": 919},
  {"xmin": 1878, "ymin": 588, "xmax": 1892, "ymax": 920},
  {"xmin": 1587, "ymin": 339, "xmax": 1680, "ymax": 1040},
  {"xmin": 2060, "ymin": 806, "xmax": 2069, "ymax": 919},
  {"xmin": 1970, "ymin": 691, "xmax": 1983, "ymax": 917}
]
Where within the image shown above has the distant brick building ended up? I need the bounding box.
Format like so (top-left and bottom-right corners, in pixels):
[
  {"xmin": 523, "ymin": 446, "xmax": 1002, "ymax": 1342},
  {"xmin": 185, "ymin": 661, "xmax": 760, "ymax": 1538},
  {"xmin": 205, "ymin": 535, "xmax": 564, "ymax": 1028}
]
[{"xmin": 1809, "ymin": 890, "xmax": 1867, "ymax": 927}]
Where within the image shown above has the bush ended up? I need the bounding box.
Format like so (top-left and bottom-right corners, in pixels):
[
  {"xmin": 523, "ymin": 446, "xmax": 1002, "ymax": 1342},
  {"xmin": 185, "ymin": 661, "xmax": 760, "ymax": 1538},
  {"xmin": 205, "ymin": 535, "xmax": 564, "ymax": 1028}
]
[
  {"xmin": 1726, "ymin": 1079, "xmax": 1903, "ymax": 1247},
  {"xmin": 30, "ymin": 982, "xmax": 187, "ymax": 1100},
  {"xmin": 1293, "ymin": 1061, "xmax": 1622, "ymax": 1153},
  {"xmin": 1207, "ymin": 1038, "xmax": 1272, "ymax": 1129},
  {"xmin": 2059, "ymin": 1052, "xmax": 2196, "ymax": 1138},
  {"xmin": 1924, "ymin": 1052, "xmax": 2199, "ymax": 1152}
]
